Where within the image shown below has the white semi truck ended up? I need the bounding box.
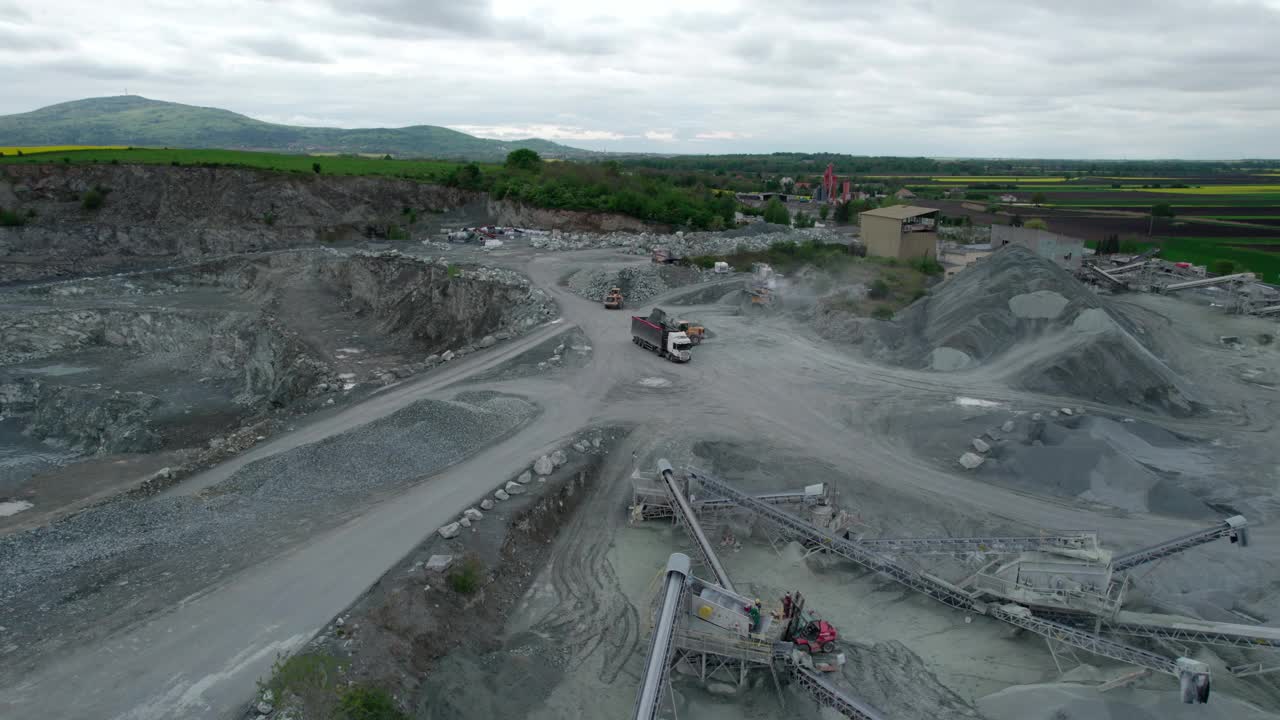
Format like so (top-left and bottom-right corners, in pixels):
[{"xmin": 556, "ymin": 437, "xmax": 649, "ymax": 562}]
[{"xmin": 631, "ymin": 308, "xmax": 692, "ymax": 363}]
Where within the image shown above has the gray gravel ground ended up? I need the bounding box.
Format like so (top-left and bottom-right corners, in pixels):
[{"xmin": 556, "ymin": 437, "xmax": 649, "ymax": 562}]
[{"xmin": 0, "ymin": 392, "xmax": 537, "ymax": 679}]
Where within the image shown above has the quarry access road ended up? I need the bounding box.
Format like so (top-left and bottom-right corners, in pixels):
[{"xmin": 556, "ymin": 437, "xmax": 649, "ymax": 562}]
[{"xmin": 4, "ymin": 247, "xmax": 1269, "ymax": 720}]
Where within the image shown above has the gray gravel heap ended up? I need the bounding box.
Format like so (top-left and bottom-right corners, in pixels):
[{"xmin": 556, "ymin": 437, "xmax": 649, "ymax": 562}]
[
  {"xmin": 531, "ymin": 226, "xmax": 848, "ymax": 257},
  {"xmin": 567, "ymin": 266, "xmax": 670, "ymax": 304}
]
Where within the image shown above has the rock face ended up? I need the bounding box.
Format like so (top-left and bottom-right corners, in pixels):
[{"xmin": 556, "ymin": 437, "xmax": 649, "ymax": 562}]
[{"xmin": 0, "ymin": 165, "xmax": 481, "ymax": 284}]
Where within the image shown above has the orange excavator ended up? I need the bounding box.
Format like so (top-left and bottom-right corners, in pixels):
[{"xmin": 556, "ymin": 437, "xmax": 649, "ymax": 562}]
[
  {"xmin": 603, "ymin": 287, "xmax": 624, "ymax": 310},
  {"xmin": 675, "ymin": 320, "xmax": 705, "ymax": 344}
]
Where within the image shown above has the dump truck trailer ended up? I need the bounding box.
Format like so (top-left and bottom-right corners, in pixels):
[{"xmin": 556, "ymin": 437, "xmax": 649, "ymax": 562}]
[{"xmin": 632, "ymin": 314, "xmax": 692, "ymax": 362}]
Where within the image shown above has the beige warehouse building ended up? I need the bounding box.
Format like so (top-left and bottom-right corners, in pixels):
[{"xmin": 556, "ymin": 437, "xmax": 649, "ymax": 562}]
[{"xmin": 859, "ymin": 206, "xmax": 939, "ymax": 261}]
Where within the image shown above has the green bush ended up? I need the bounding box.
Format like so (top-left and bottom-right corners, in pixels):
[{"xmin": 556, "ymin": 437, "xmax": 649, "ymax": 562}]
[
  {"xmin": 762, "ymin": 198, "xmax": 790, "ymax": 225},
  {"xmin": 447, "ymin": 557, "xmax": 483, "ymax": 594},
  {"xmin": 339, "ymin": 686, "xmax": 406, "ymax": 720},
  {"xmin": 911, "ymin": 257, "xmax": 944, "ymax": 276},
  {"xmin": 689, "ymin": 255, "xmax": 717, "ymax": 269},
  {"xmin": 81, "ymin": 188, "xmax": 106, "ymax": 210},
  {"xmin": 1210, "ymin": 259, "xmax": 1236, "ymax": 276},
  {"xmin": 505, "ymin": 148, "xmax": 543, "ymax": 172},
  {"xmin": 446, "ymin": 264, "xmax": 462, "ymax": 278},
  {"xmin": 868, "ymin": 278, "xmax": 890, "ymax": 299},
  {"xmin": 0, "ymin": 208, "xmax": 27, "ymax": 227},
  {"xmin": 871, "ymin": 305, "xmax": 894, "ymax": 320}
]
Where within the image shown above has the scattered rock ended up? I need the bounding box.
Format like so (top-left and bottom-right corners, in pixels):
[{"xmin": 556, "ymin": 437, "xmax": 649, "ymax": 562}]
[
  {"xmin": 971, "ymin": 438, "xmax": 991, "ymax": 453},
  {"xmin": 479, "ymin": 498, "xmax": 495, "ymax": 511},
  {"xmin": 959, "ymin": 452, "xmax": 985, "ymax": 470},
  {"xmin": 255, "ymin": 700, "xmax": 274, "ymax": 715},
  {"xmin": 1031, "ymin": 413, "xmax": 1042, "ymax": 421},
  {"xmin": 438, "ymin": 522, "xmax": 461, "ymax": 539},
  {"xmin": 516, "ymin": 470, "xmax": 532, "ymax": 484},
  {"xmin": 592, "ymin": 437, "xmax": 601, "ymax": 447},
  {"xmin": 504, "ymin": 481, "xmax": 526, "ymax": 495},
  {"xmin": 1050, "ymin": 410, "xmax": 1059, "ymax": 418},
  {"xmin": 573, "ymin": 441, "xmax": 587, "ymax": 452},
  {"xmin": 459, "ymin": 516, "xmax": 472, "ymax": 528},
  {"xmin": 425, "ymin": 555, "xmax": 453, "ymax": 572},
  {"xmin": 1060, "ymin": 407, "xmax": 1073, "ymax": 416},
  {"xmin": 1001, "ymin": 420, "xmax": 1015, "ymax": 433},
  {"xmin": 478, "ymin": 334, "xmax": 497, "ymax": 348},
  {"xmin": 706, "ymin": 682, "xmax": 738, "ymax": 697},
  {"xmin": 425, "ymin": 354, "xmax": 440, "ymax": 364},
  {"xmin": 534, "ymin": 455, "xmax": 554, "ymax": 476},
  {"xmin": 463, "ymin": 507, "xmax": 483, "ymax": 521},
  {"xmin": 495, "ymin": 488, "xmax": 510, "ymax": 501},
  {"xmin": 550, "ymin": 449, "xmax": 567, "ymax": 467},
  {"xmin": 441, "ymin": 350, "xmax": 455, "ymax": 362}
]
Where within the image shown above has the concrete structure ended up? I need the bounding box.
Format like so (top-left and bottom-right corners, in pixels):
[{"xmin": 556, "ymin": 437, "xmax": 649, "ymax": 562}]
[
  {"xmin": 939, "ymin": 242, "xmax": 993, "ymax": 278},
  {"xmin": 992, "ymin": 225, "xmax": 1085, "ymax": 271},
  {"xmin": 859, "ymin": 206, "xmax": 939, "ymax": 261}
]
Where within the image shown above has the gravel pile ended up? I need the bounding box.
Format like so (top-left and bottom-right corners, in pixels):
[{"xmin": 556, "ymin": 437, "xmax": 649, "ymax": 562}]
[
  {"xmin": 530, "ymin": 226, "xmax": 849, "ymax": 258},
  {"xmin": 842, "ymin": 245, "xmax": 1201, "ymax": 415},
  {"xmin": 0, "ymin": 393, "xmax": 538, "ymax": 666},
  {"xmin": 567, "ymin": 266, "xmax": 670, "ymax": 304}
]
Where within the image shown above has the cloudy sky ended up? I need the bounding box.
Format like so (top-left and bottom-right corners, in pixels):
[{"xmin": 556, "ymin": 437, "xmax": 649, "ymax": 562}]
[{"xmin": 2, "ymin": 0, "xmax": 1279, "ymax": 158}]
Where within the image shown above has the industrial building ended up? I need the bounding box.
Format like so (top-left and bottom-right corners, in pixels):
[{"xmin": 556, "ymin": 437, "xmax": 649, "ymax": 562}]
[{"xmin": 858, "ymin": 206, "xmax": 939, "ymax": 261}]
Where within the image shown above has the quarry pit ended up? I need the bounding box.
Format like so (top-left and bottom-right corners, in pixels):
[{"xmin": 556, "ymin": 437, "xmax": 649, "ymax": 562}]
[{"xmin": 1, "ymin": 166, "xmax": 1279, "ymax": 720}]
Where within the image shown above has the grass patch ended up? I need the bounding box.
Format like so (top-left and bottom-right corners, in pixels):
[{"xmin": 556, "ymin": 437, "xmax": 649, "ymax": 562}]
[
  {"xmin": 0, "ymin": 145, "xmax": 127, "ymax": 155},
  {"xmin": 339, "ymin": 686, "xmax": 407, "ymax": 720},
  {"xmin": 447, "ymin": 556, "xmax": 484, "ymax": 594},
  {"xmin": 0, "ymin": 207, "xmax": 27, "ymax": 226},
  {"xmin": 1116, "ymin": 236, "xmax": 1280, "ymax": 283}
]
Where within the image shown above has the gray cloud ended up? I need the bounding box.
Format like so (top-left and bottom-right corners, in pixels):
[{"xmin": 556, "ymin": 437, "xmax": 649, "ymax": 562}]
[
  {"xmin": 0, "ymin": 0, "xmax": 1277, "ymax": 157},
  {"xmin": 232, "ymin": 36, "xmax": 330, "ymax": 64}
]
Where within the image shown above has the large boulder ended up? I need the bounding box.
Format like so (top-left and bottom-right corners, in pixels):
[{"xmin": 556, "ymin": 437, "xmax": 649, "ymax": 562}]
[
  {"xmin": 505, "ymin": 480, "xmax": 526, "ymax": 495},
  {"xmin": 516, "ymin": 470, "xmax": 533, "ymax": 484},
  {"xmin": 550, "ymin": 450, "xmax": 567, "ymax": 467},
  {"xmin": 463, "ymin": 507, "xmax": 483, "ymax": 521},
  {"xmin": 438, "ymin": 522, "xmax": 461, "ymax": 539},
  {"xmin": 959, "ymin": 452, "xmax": 985, "ymax": 470},
  {"xmin": 495, "ymin": 488, "xmax": 510, "ymax": 501},
  {"xmin": 534, "ymin": 455, "xmax": 554, "ymax": 476}
]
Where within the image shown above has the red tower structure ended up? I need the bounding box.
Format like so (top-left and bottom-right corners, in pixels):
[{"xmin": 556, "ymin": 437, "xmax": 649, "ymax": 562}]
[{"xmin": 821, "ymin": 163, "xmax": 837, "ymax": 203}]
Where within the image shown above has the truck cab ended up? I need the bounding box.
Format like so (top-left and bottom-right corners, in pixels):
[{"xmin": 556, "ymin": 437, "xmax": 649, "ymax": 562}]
[{"xmin": 666, "ymin": 332, "xmax": 693, "ymax": 362}]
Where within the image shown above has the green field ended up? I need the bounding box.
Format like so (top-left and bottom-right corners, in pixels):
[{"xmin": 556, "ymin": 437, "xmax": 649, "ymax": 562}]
[
  {"xmin": 1137, "ymin": 237, "xmax": 1280, "ymax": 282},
  {"xmin": 0, "ymin": 147, "xmax": 474, "ymax": 181}
]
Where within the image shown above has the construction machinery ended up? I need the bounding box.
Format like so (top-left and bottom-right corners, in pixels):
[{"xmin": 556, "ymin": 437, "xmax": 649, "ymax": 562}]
[
  {"xmin": 630, "ymin": 460, "xmax": 882, "ymax": 720},
  {"xmin": 681, "ymin": 467, "xmax": 1279, "ymax": 704},
  {"xmin": 748, "ymin": 263, "xmax": 778, "ymax": 306},
  {"xmin": 604, "ymin": 287, "xmax": 624, "ymax": 310},
  {"xmin": 632, "ymin": 309, "xmax": 693, "ymax": 363},
  {"xmin": 674, "ymin": 319, "xmax": 705, "ymax": 344}
]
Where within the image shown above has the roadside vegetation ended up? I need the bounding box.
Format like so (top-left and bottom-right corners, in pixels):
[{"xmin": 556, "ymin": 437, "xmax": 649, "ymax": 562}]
[{"xmin": 258, "ymin": 652, "xmax": 406, "ymax": 720}]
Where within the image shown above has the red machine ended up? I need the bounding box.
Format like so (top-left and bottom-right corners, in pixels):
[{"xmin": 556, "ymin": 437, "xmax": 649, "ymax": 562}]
[{"xmin": 793, "ymin": 619, "xmax": 839, "ymax": 654}]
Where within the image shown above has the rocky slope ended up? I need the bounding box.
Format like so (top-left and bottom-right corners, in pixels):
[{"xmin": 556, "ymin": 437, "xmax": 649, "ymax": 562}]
[
  {"xmin": 0, "ymin": 165, "xmax": 661, "ymax": 284},
  {"xmin": 0, "ymin": 249, "xmax": 555, "ymax": 458}
]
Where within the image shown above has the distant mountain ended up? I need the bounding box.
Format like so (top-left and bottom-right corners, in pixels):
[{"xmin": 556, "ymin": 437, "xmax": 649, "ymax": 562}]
[{"xmin": 0, "ymin": 96, "xmax": 593, "ymax": 161}]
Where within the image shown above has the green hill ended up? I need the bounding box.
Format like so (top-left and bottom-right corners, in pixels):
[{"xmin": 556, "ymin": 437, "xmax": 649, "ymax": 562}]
[{"xmin": 0, "ymin": 96, "xmax": 592, "ymax": 161}]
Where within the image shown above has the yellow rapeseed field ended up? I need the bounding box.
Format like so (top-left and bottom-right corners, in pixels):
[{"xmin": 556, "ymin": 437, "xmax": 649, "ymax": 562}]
[{"xmin": 0, "ymin": 145, "xmax": 128, "ymax": 155}]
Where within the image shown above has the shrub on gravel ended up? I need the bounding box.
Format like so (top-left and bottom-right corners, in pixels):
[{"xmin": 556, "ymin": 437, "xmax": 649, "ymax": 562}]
[
  {"xmin": 260, "ymin": 652, "xmax": 345, "ymax": 716},
  {"xmin": 340, "ymin": 686, "xmax": 407, "ymax": 720},
  {"xmin": 447, "ymin": 557, "xmax": 484, "ymax": 594}
]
